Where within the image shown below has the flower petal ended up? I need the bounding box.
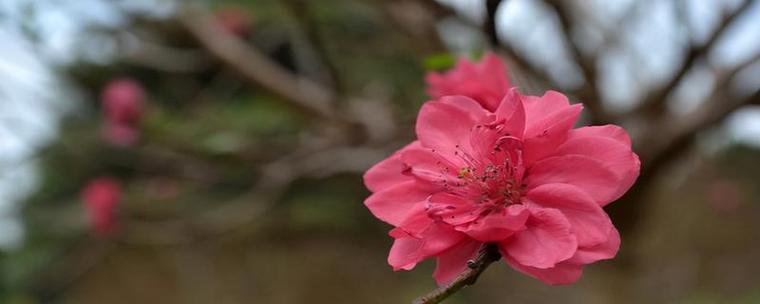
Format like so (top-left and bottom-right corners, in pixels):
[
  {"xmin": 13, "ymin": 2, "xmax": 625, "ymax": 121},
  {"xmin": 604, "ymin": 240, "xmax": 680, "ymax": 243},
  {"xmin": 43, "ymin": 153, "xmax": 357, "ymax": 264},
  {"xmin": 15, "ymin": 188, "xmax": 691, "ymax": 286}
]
[
  {"xmin": 456, "ymin": 204, "xmax": 529, "ymax": 242},
  {"xmin": 364, "ymin": 181, "xmax": 428, "ymax": 226},
  {"xmin": 416, "ymin": 96, "xmax": 489, "ymax": 156},
  {"xmin": 499, "ymin": 208, "xmax": 577, "ymax": 269},
  {"xmin": 570, "ymin": 125, "xmax": 631, "ymax": 146},
  {"xmin": 553, "ymin": 131, "xmax": 640, "ymax": 206},
  {"xmin": 568, "ymin": 226, "xmax": 620, "ymax": 264},
  {"xmin": 388, "ymin": 230, "xmax": 424, "ymax": 271},
  {"xmin": 493, "ymin": 88, "xmax": 526, "ymax": 139},
  {"xmin": 433, "ymin": 240, "xmax": 482, "ymax": 285},
  {"xmin": 525, "ymin": 154, "xmax": 622, "ymax": 206},
  {"xmin": 388, "ymin": 223, "xmax": 467, "ymax": 271},
  {"xmin": 363, "ymin": 141, "xmax": 421, "ymax": 192},
  {"xmin": 522, "ymin": 103, "xmax": 583, "ymax": 166},
  {"xmin": 522, "ymin": 90, "xmax": 572, "ymax": 123},
  {"xmin": 400, "ymin": 146, "xmax": 460, "ymax": 188},
  {"xmin": 525, "ymin": 183, "xmax": 613, "ymax": 247},
  {"xmin": 425, "ymin": 52, "xmax": 511, "ymax": 112},
  {"xmin": 426, "ymin": 192, "xmax": 479, "ymax": 226},
  {"xmin": 504, "ymin": 257, "xmax": 583, "ymax": 285}
]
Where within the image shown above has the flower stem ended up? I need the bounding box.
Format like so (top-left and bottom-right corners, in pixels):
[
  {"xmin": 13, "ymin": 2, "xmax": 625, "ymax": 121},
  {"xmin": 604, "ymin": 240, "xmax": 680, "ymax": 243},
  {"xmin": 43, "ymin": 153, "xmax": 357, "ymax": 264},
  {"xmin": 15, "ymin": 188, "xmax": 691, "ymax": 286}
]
[{"xmin": 412, "ymin": 244, "xmax": 501, "ymax": 304}]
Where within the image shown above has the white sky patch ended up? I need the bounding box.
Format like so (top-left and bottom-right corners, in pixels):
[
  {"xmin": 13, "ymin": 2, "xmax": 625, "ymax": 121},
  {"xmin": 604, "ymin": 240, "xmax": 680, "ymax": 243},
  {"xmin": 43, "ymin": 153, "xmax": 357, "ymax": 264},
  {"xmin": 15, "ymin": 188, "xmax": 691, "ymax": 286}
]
[{"xmin": 727, "ymin": 107, "xmax": 760, "ymax": 147}]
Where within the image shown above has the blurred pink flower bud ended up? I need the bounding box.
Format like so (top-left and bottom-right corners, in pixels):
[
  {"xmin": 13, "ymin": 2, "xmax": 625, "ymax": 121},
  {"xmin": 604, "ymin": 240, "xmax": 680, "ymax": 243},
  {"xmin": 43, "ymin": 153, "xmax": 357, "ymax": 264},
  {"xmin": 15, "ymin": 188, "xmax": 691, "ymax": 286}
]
[
  {"xmin": 214, "ymin": 6, "xmax": 252, "ymax": 37},
  {"xmin": 100, "ymin": 78, "xmax": 145, "ymax": 146},
  {"xmin": 425, "ymin": 52, "xmax": 512, "ymax": 112},
  {"xmin": 81, "ymin": 177, "xmax": 122, "ymax": 237}
]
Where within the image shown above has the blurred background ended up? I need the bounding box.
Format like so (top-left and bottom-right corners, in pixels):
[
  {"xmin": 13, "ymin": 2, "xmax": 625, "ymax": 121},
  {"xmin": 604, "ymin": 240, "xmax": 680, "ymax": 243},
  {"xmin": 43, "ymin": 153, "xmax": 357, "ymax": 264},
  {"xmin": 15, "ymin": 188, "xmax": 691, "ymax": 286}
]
[{"xmin": 0, "ymin": 0, "xmax": 759, "ymax": 303}]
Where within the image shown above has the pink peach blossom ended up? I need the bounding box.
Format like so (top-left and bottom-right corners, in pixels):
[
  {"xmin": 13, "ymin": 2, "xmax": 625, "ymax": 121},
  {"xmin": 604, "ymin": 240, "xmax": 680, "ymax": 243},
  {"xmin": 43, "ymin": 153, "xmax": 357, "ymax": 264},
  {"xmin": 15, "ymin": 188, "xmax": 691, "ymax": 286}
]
[
  {"xmin": 100, "ymin": 78, "xmax": 145, "ymax": 146},
  {"xmin": 81, "ymin": 177, "xmax": 122, "ymax": 236},
  {"xmin": 425, "ymin": 52, "xmax": 511, "ymax": 112},
  {"xmin": 363, "ymin": 90, "xmax": 639, "ymax": 285}
]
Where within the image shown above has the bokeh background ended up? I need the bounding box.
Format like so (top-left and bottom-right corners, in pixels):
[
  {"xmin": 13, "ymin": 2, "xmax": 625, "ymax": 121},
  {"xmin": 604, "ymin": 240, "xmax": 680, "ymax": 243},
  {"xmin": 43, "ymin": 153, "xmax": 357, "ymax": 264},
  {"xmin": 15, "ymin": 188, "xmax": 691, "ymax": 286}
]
[{"xmin": 1, "ymin": 0, "xmax": 759, "ymax": 303}]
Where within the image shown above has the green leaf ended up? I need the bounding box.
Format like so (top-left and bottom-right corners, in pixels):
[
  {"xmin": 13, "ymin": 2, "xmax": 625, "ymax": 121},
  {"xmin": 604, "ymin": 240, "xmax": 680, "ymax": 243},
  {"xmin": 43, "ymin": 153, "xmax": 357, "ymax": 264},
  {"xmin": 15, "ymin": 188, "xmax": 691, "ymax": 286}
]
[{"xmin": 423, "ymin": 53, "xmax": 456, "ymax": 71}]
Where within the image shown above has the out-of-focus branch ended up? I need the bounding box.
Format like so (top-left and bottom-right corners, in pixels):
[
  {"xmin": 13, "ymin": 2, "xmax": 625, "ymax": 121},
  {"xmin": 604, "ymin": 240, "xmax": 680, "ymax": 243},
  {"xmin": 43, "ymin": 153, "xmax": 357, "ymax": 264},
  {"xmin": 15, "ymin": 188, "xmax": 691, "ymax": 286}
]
[
  {"xmin": 283, "ymin": 0, "xmax": 344, "ymax": 94},
  {"xmin": 611, "ymin": 52, "xmax": 759, "ymax": 238},
  {"xmin": 645, "ymin": 51, "xmax": 760, "ymax": 169},
  {"xmin": 543, "ymin": 0, "xmax": 606, "ymax": 123},
  {"xmin": 178, "ymin": 8, "xmax": 337, "ymax": 120},
  {"xmin": 416, "ymin": 0, "xmax": 559, "ymax": 91},
  {"xmin": 630, "ymin": 0, "xmax": 756, "ymax": 118},
  {"xmin": 380, "ymin": 0, "xmax": 447, "ymax": 53},
  {"xmin": 120, "ymin": 143, "xmax": 398, "ymax": 244},
  {"xmin": 412, "ymin": 244, "xmax": 501, "ymax": 304},
  {"xmin": 484, "ymin": 0, "xmax": 503, "ymax": 46},
  {"xmin": 117, "ymin": 32, "xmax": 213, "ymax": 73}
]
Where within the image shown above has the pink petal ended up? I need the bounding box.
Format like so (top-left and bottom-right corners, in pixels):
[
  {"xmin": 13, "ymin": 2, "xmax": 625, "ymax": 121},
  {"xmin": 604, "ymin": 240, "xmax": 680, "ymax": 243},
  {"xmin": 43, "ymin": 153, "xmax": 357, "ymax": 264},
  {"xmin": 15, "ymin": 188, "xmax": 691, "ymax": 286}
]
[
  {"xmin": 388, "ymin": 223, "xmax": 467, "ymax": 271},
  {"xmin": 499, "ymin": 208, "xmax": 577, "ymax": 269},
  {"xmin": 468, "ymin": 124, "xmax": 523, "ymax": 165},
  {"xmin": 388, "ymin": 230, "xmax": 425, "ymax": 270},
  {"xmin": 433, "ymin": 240, "xmax": 482, "ymax": 285},
  {"xmin": 504, "ymin": 257, "xmax": 583, "ymax": 285},
  {"xmin": 400, "ymin": 146, "xmax": 460, "ymax": 187},
  {"xmin": 364, "ymin": 181, "xmax": 428, "ymax": 226},
  {"xmin": 570, "ymin": 125, "xmax": 631, "ymax": 146},
  {"xmin": 553, "ymin": 131, "xmax": 640, "ymax": 206},
  {"xmin": 525, "ymin": 183, "xmax": 613, "ymax": 247},
  {"xmin": 522, "ymin": 91, "xmax": 572, "ymax": 124},
  {"xmin": 363, "ymin": 141, "xmax": 421, "ymax": 192},
  {"xmin": 456, "ymin": 204, "xmax": 529, "ymax": 242},
  {"xmin": 476, "ymin": 53, "xmax": 512, "ymax": 111},
  {"xmin": 525, "ymin": 154, "xmax": 622, "ymax": 206},
  {"xmin": 568, "ymin": 226, "xmax": 620, "ymax": 264},
  {"xmin": 522, "ymin": 103, "xmax": 583, "ymax": 166},
  {"xmin": 415, "ymin": 96, "xmax": 488, "ymax": 156},
  {"xmin": 493, "ymin": 88, "xmax": 526, "ymax": 139},
  {"xmin": 424, "ymin": 52, "xmax": 511, "ymax": 112},
  {"xmin": 426, "ymin": 192, "xmax": 479, "ymax": 226}
]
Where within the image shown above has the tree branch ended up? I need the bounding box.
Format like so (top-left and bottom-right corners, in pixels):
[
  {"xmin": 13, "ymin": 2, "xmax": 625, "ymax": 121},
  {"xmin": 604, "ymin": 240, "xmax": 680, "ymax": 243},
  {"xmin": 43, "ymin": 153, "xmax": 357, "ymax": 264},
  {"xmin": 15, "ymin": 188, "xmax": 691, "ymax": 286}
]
[
  {"xmin": 416, "ymin": 0, "xmax": 560, "ymax": 92},
  {"xmin": 629, "ymin": 0, "xmax": 756, "ymax": 118},
  {"xmin": 412, "ymin": 244, "xmax": 501, "ymax": 304},
  {"xmin": 543, "ymin": 0, "xmax": 607, "ymax": 123},
  {"xmin": 178, "ymin": 8, "xmax": 338, "ymax": 120},
  {"xmin": 484, "ymin": 0, "xmax": 503, "ymax": 46},
  {"xmin": 641, "ymin": 51, "xmax": 760, "ymax": 166},
  {"xmin": 283, "ymin": 0, "xmax": 345, "ymax": 94}
]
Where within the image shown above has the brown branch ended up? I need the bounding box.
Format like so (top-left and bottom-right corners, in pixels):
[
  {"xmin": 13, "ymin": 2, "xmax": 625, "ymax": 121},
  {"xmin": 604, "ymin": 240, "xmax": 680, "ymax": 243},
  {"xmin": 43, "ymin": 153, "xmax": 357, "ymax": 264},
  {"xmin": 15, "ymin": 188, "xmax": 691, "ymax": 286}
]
[
  {"xmin": 642, "ymin": 51, "xmax": 760, "ymax": 165},
  {"xmin": 379, "ymin": 0, "xmax": 447, "ymax": 53},
  {"xmin": 629, "ymin": 0, "xmax": 756, "ymax": 118},
  {"xmin": 415, "ymin": 0, "xmax": 560, "ymax": 92},
  {"xmin": 283, "ymin": 0, "xmax": 344, "ymax": 94},
  {"xmin": 413, "ymin": 244, "xmax": 501, "ymax": 304},
  {"xmin": 178, "ymin": 8, "xmax": 337, "ymax": 120},
  {"xmin": 117, "ymin": 31, "xmax": 213, "ymax": 73},
  {"xmin": 543, "ymin": 0, "xmax": 607, "ymax": 123},
  {"xmin": 484, "ymin": 0, "xmax": 503, "ymax": 46}
]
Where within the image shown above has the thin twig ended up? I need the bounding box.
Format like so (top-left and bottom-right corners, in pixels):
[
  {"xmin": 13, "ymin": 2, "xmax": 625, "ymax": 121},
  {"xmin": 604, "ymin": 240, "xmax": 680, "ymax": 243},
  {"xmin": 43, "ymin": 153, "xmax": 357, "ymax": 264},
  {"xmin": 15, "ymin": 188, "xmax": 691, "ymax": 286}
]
[
  {"xmin": 178, "ymin": 7, "xmax": 337, "ymax": 120},
  {"xmin": 283, "ymin": 0, "xmax": 345, "ymax": 93},
  {"xmin": 629, "ymin": 0, "xmax": 756, "ymax": 118},
  {"xmin": 413, "ymin": 244, "xmax": 501, "ymax": 304},
  {"xmin": 543, "ymin": 0, "xmax": 607, "ymax": 123},
  {"xmin": 484, "ymin": 0, "xmax": 503, "ymax": 46},
  {"xmin": 641, "ymin": 51, "xmax": 760, "ymax": 165},
  {"xmin": 416, "ymin": 0, "xmax": 560, "ymax": 92}
]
